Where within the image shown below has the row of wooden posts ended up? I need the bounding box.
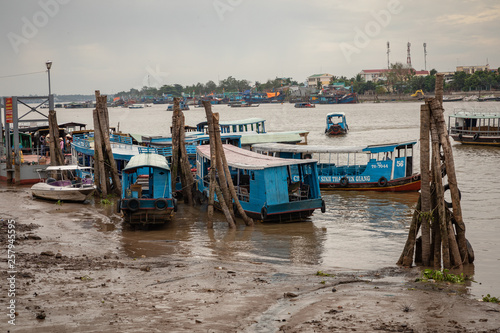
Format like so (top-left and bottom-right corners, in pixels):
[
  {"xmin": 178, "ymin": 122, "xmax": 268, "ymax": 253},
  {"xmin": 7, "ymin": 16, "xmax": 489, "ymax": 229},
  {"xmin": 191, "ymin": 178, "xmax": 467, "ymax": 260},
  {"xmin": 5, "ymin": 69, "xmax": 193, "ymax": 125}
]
[
  {"xmin": 398, "ymin": 74, "xmax": 472, "ymax": 269},
  {"xmin": 46, "ymin": 80, "xmax": 471, "ymax": 267},
  {"xmin": 169, "ymin": 98, "xmax": 253, "ymax": 228}
]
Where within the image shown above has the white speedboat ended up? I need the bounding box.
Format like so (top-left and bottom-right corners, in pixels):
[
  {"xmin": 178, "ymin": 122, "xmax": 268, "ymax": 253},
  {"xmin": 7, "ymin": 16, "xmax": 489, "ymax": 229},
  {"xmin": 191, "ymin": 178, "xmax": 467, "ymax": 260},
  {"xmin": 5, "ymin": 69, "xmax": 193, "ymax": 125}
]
[{"xmin": 31, "ymin": 165, "xmax": 96, "ymax": 202}]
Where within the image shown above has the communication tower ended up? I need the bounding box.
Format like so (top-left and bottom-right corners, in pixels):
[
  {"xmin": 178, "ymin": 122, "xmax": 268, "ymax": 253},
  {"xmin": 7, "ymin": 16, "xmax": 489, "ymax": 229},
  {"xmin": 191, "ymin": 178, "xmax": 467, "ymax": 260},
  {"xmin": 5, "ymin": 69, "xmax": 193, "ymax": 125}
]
[
  {"xmin": 407, "ymin": 42, "xmax": 412, "ymax": 68},
  {"xmin": 387, "ymin": 41, "xmax": 390, "ymax": 69},
  {"xmin": 423, "ymin": 43, "xmax": 427, "ymax": 71}
]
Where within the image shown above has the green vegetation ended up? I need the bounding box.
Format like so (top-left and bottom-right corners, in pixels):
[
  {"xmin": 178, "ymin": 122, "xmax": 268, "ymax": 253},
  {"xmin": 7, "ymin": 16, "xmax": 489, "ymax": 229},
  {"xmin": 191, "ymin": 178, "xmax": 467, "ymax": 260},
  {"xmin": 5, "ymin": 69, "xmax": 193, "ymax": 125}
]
[
  {"xmin": 316, "ymin": 271, "xmax": 335, "ymax": 277},
  {"xmin": 100, "ymin": 198, "xmax": 112, "ymax": 205},
  {"xmin": 417, "ymin": 269, "xmax": 466, "ymax": 283},
  {"xmin": 114, "ymin": 76, "xmax": 299, "ymax": 99},
  {"xmin": 113, "ymin": 66, "xmax": 500, "ymax": 100},
  {"xmin": 482, "ymin": 294, "xmax": 500, "ymax": 304},
  {"xmin": 55, "ymin": 200, "xmax": 62, "ymax": 206}
]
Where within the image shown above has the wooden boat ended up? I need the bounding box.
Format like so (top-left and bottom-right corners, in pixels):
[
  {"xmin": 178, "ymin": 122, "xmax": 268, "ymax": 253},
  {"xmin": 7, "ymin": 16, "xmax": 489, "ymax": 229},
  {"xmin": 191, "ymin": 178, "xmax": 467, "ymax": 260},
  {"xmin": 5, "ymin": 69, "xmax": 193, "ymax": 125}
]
[
  {"xmin": 128, "ymin": 104, "xmax": 145, "ymax": 109},
  {"xmin": 448, "ymin": 110, "xmax": 500, "ymax": 146},
  {"xmin": 442, "ymin": 96, "xmax": 464, "ymax": 102},
  {"xmin": 325, "ymin": 112, "xmax": 348, "ymax": 136},
  {"xmin": 167, "ymin": 103, "xmax": 189, "ymax": 111},
  {"xmin": 119, "ymin": 153, "xmax": 177, "ymax": 224},
  {"xmin": 294, "ymin": 102, "xmax": 315, "ymax": 108},
  {"xmin": 195, "ymin": 144, "xmax": 326, "ymax": 222},
  {"xmin": 31, "ymin": 165, "xmax": 96, "ymax": 202},
  {"xmin": 229, "ymin": 101, "xmax": 259, "ymax": 108},
  {"xmin": 195, "ymin": 118, "xmax": 308, "ymax": 147},
  {"xmin": 252, "ymin": 141, "xmax": 421, "ymax": 192}
]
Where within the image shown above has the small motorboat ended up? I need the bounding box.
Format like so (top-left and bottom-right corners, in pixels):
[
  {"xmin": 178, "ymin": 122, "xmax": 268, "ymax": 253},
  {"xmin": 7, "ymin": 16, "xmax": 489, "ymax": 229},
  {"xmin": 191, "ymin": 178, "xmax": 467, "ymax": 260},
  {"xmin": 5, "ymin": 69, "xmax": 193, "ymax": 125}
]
[
  {"xmin": 31, "ymin": 165, "xmax": 96, "ymax": 202},
  {"xmin": 294, "ymin": 102, "xmax": 315, "ymax": 108}
]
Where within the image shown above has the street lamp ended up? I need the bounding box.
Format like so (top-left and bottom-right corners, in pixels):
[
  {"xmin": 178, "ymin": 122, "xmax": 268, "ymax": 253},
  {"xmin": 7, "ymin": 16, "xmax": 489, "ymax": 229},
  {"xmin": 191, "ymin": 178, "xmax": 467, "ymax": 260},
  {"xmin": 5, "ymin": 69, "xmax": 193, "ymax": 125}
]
[{"xmin": 45, "ymin": 60, "xmax": 53, "ymax": 109}]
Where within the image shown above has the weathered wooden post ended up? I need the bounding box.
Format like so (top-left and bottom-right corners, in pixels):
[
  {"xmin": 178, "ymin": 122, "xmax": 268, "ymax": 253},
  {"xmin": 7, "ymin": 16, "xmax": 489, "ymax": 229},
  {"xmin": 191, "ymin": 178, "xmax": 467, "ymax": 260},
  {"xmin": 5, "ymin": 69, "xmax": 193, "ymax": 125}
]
[
  {"xmin": 170, "ymin": 98, "xmax": 194, "ymax": 205},
  {"xmin": 419, "ymin": 104, "xmax": 432, "ymax": 266},
  {"xmin": 399, "ymin": 73, "xmax": 472, "ymax": 269},
  {"xmin": 212, "ymin": 113, "xmax": 254, "ymax": 226},
  {"xmin": 202, "ymin": 101, "xmax": 235, "ymax": 228}
]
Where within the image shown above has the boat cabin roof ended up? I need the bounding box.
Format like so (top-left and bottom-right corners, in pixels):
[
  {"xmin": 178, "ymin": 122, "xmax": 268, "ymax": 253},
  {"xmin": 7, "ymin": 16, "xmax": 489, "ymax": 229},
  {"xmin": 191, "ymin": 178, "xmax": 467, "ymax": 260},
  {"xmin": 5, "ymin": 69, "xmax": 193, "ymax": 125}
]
[
  {"xmin": 252, "ymin": 141, "xmax": 417, "ymax": 154},
  {"xmin": 123, "ymin": 153, "xmax": 170, "ymax": 173},
  {"xmin": 326, "ymin": 112, "xmax": 346, "ymax": 117},
  {"xmin": 41, "ymin": 165, "xmax": 93, "ymax": 171},
  {"xmin": 450, "ymin": 111, "xmax": 500, "ymax": 119},
  {"xmin": 197, "ymin": 144, "xmax": 315, "ymax": 170}
]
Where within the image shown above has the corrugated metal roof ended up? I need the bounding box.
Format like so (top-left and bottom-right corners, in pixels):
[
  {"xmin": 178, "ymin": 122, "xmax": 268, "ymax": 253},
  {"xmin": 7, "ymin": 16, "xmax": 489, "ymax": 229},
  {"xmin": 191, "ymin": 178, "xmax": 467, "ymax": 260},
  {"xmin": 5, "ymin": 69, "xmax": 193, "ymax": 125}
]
[
  {"xmin": 450, "ymin": 111, "xmax": 500, "ymax": 119},
  {"xmin": 123, "ymin": 153, "xmax": 170, "ymax": 172},
  {"xmin": 196, "ymin": 144, "xmax": 315, "ymax": 170},
  {"xmin": 219, "ymin": 118, "xmax": 266, "ymax": 126}
]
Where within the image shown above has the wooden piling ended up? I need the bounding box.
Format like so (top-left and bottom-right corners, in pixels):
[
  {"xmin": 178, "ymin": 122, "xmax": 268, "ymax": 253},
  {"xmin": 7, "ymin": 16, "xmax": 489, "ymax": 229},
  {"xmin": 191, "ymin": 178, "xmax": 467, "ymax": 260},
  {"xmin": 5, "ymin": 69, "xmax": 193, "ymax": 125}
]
[
  {"xmin": 419, "ymin": 104, "xmax": 432, "ymax": 266},
  {"xmin": 398, "ymin": 73, "xmax": 472, "ymax": 269},
  {"xmin": 212, "ymin": 113, "xmax": 254, "ymax": 226}
]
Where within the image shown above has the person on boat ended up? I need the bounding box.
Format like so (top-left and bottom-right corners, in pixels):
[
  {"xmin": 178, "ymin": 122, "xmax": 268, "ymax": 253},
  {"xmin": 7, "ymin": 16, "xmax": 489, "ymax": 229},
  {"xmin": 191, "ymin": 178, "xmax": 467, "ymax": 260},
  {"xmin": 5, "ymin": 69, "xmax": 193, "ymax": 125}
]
[
  {"xmin": 40, "ymin": 135, "xmax": 46, "ymax": 156},
  {"xmin": 45, "ymin": 134, "xmax": 50, "ymax": 157},
  {"xmin": 59, "ymin": 137, "xmax": 64, "ymax": 152}
]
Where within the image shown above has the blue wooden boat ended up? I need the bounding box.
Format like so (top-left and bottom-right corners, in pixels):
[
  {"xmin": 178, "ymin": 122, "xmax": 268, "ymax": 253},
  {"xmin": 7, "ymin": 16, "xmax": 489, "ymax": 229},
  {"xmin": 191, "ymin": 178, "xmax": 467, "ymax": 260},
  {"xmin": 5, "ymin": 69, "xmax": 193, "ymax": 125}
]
[
  {"xmin": 294, "ymin": 102, "xmax": 315, "ymax": 108},
  {"xmin": 325, "ymin": 112, "xmax": 348, "ymax": 135},
  {"xmin": 252, "ymin": 141, "xmax": 421, "ymax": 192},
  {"xmin": 195, "ymin": 144, "xmax": 326, "ymax": 222},
  {"xmin": 167, "ymin": 102, "xmax": 189, "ymax": 111},
  {"xmin": 119, "ymin": 153, "xmax": 177, "ymax": 224},
  {"xmin": 195, "ymin": 118, "xmax": 308, "ymax": 147}
]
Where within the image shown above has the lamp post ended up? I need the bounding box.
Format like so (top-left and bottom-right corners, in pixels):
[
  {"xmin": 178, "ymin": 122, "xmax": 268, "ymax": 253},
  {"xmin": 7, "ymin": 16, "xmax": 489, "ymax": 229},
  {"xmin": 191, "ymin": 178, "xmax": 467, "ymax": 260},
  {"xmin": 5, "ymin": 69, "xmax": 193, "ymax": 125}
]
[{"xmin": 45, "ymin": 60, "xmax": 53, "ymax": 110}]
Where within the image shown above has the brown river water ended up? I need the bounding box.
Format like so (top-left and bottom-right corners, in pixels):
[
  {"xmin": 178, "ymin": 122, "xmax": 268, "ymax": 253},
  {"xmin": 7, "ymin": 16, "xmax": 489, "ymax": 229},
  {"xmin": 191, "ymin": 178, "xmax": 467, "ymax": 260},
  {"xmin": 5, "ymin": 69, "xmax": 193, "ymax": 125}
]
[{"xmin": 22, "ymin": 100, "xmax": 500, "ymax": 299}]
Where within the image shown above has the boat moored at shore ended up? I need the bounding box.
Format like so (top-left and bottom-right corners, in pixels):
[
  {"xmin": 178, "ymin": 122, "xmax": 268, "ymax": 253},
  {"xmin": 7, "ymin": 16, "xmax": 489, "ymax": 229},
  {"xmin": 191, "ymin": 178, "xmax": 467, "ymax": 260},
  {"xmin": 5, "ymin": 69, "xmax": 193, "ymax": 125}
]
[
  {"xmin": 196, "ymin": 144, "xmax": 325, "ymax": 222},
  {"xmin": 252, "ymin": 141, "xmax": 421, "ymax": 192},
  {"xmin": 119, "ymin": 153, "xmax": 176, "ymax": 224},
  {"xmin": 31, "ymin": 165, "xmax": 96, "ymax": 202}
]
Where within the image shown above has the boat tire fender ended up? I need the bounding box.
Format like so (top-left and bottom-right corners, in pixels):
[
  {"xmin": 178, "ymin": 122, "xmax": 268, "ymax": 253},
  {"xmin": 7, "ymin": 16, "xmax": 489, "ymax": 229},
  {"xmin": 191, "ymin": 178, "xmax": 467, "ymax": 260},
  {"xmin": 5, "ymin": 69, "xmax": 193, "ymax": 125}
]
[
  {"xmin": 127, "ymin": 198, "xmax": 140, "ymax": 212},
  {"xmin": 378, "ymin": 177, "xmax": 388, "ymax": 187},
  {"xmin": 443, "ymin": 183, "xmax": 461, "ymax": 208},
  {"xmin": 340, "ymin": 177, "xmax": 349, "ymax": 187},
  {"xmin": 458, "ymin": 133, "xmax": 463, "ymax": 141},
  {"xmin": 117, "ymin": 199, "xmax": 121, "ymax": 213},
  {"xmin": 466, "ymin": 238, "xmax": 475, "ymax": 263},
  {"xmin": 330, "ymin": 126, "xmax": 341, "ymax": 135},
  {"xmin": 473, "ymin": 133, "xmax": 479, "ymax": 141},
  {"xmin": 261, "ymin": 207, "xmax": 267, "ymax": 220},
  {"xmin": 321, "ymin": 200, "xmax": 326, "ymax": 213},
  {"xmin": 154, "ymin": 198, "xmax": 168, "ymax": 210},
  {"xmin": 412, "ymin": 174, "xmax": 420, "ymax": 181},
  {"xmin": 173, "ymin": 198, "xmax": 178, "ymax": 212}
]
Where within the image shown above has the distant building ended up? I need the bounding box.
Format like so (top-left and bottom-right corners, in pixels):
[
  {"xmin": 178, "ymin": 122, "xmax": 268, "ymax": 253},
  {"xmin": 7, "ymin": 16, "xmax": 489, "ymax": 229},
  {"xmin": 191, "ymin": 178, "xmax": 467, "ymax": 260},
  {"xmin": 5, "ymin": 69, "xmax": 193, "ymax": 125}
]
[
  {"xmin": 358, "ymin": 69, "xmax": 389, "ymax": 82},
  {"xmin": 307, "ymin": 74, "xmax": 334, "ymax": 88},
  {"xmin": 456, "ymin": 65, "xmax": 489, "ymax": 74},
  {"xmin": 359, "ymin": 69, "xmax": 429, "ymax": 82}
]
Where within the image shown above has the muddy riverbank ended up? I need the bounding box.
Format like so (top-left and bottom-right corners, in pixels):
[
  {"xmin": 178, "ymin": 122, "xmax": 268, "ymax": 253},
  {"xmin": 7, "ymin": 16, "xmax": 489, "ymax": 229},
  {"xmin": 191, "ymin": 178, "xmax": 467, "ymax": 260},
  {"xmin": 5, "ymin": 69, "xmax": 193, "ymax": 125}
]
[{"xmin": 1, "ymin": 187, "xmax": 499, "ymax": 332}]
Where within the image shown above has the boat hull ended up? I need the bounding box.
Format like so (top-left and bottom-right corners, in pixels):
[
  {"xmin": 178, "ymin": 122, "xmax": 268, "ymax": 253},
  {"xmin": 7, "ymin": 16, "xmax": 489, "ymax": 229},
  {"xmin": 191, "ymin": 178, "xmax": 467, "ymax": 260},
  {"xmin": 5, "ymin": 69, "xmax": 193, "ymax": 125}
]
[
  {"xmin": 320, "ymin": 175, "xmax": 421, "ymax": 192},
  {"xmin": 31, "ymin": 183, "xmax": 95, "ymax": 202},
  {"xmin": 214, "ymin": 198, "xmax": 323, "ymax": 223},
  {"xmin": 120, "ymin": 198, "xmax": 175, "ymax": 224},
  {"xmin": 451, "ymin": 134, "xmax": 500, "ymax": 147}
]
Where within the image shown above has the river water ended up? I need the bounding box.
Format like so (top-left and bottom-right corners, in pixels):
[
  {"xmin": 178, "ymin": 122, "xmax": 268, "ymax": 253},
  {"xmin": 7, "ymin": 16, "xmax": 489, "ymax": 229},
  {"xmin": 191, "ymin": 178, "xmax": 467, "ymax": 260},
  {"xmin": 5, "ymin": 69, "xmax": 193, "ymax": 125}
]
[{"xmin": 38, "ymin": 101, "xmax": 500, "ymax": 298}]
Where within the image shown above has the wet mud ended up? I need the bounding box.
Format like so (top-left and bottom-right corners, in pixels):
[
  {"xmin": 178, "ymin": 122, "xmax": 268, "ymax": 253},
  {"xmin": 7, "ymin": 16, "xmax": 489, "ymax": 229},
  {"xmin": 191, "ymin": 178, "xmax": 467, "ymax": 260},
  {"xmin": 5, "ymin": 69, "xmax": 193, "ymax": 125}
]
[{"xmin": 1, "ymin": 187, "xmax": 499, "ymax": 332}]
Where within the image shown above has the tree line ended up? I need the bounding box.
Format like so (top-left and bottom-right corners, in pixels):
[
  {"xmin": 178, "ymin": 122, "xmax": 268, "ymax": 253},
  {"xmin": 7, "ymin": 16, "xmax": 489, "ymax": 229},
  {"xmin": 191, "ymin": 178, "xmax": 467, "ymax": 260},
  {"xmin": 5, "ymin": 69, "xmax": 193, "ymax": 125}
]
[
  {"xmin": 114, "ymin": 77, "xmax": 300, "ymax": 99},
  {"xmin": 113, "ymin": 66, "xmax": 500, "ymax": 99}
]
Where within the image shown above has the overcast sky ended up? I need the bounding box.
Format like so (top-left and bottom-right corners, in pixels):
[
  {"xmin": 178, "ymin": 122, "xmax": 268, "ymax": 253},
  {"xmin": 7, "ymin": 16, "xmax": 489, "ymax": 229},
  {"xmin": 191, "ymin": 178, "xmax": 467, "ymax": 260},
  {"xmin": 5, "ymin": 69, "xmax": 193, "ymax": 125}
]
[{"xmin": 0, "ymin": 0, "xmax": 498, "ymax": 96}]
